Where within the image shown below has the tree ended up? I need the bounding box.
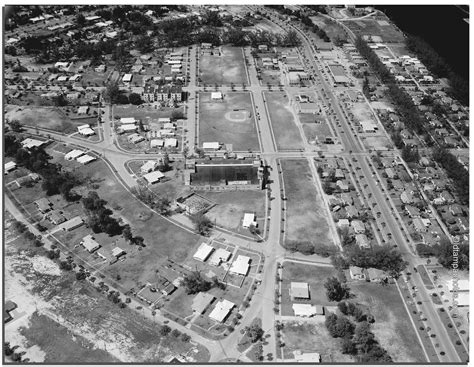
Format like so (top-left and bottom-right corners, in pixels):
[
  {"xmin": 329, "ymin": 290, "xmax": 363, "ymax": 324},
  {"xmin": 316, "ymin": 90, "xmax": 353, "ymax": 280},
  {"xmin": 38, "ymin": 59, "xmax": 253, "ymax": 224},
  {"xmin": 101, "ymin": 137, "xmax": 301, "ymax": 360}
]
[
  {"xmin": 247, "ymin": 323, "xmax": 264, "ymax": 343},
  {"xmin": 160, "ymin": 325, "xmax": 172, "ymax": 336},
  {"xmin": 154, "ymin": 195, "xmax": 171, "ymax": 216},
  {"xmin": 129, "ymin": 93, "xmax": 142, "ymax": 105},
  {"xmin": 341, "ymin": 337, "xmax": 357, "ymax": 355},
  {"xmin": 76, "ymin": 13, "xmax": 86, "ymax": 27},
  {"xmin": 353, "ymin": 322, "xmax": 375, "ymax": 354},
  {"xmin": 325, "ymin": 313, "xmax": 355, "ymax": 338},
  {"xmin": 9, "ymin": 120, "xmax": 22, "ymax": 132},
  {"xmin": 104, "ymin": 82, "xmax": 121, "ymax": 104},
  {"xmin": 122, "ymin": 224, "xmax": 133, "ymax": 243},
  {"xmin": 324, "ymin": 277, "xmax": 350, "ymax": 302},
  {"xmin": 180, "ymin": 271, "xmax": 212, "ymax": 294},
  {"xmin": 436, "ymin": 239, "xmax": 469, "ymax": 271},
  {"xmin": 192, "ymin": 214, "xmax": 213, "ymax": 236}
]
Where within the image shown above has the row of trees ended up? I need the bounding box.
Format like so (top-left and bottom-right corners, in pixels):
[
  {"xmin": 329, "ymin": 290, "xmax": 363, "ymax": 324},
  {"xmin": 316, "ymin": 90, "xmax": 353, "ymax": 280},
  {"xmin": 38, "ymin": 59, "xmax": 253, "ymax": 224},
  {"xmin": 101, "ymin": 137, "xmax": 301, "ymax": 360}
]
[
  {"xmin": 406, "ymin": 35, "xmax": 468, "ymax": 105},
  {"xmin": 416, "ymin": 240, "xmax": 469, "ymax": 270},
  {"xmin": 82, "ymin": 191, "xmax": 123, "ymax": 236},
  {"xmin": 355, "ymin": 36, "xmax": 429, "ymax": 136},
  {"xmin": 432, "ymin": 147, "xmax": 469, "ymax": 204},
  {"xmin": 325, "ymin": 314, "xmax": 391, "ymax": 362}
]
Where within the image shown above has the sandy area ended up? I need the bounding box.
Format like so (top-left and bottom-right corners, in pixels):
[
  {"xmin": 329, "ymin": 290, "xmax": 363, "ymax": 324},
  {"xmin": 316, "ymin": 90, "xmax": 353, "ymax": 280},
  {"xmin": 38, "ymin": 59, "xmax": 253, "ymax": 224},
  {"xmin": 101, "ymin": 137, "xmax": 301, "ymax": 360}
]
[{"xmin": 31, "ymin": 256, "xmax": 61, "ymax": 276}]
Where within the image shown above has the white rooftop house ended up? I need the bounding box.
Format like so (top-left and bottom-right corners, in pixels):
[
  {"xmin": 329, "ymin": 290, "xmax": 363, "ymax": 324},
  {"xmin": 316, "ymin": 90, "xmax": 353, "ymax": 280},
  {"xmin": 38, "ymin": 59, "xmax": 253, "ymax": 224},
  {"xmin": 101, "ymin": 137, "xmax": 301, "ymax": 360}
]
[
  {"xmin": 77, "ymin": 124, "xmax": 95, "ymax": 136},
  {"xmin": 21, "ymin": 138, "xmax": 45, "ymax": 149},
  {"xmin": 290, "ymin": 282, "xmax": 310, "ymax": 300},
  {"xmin": 202, "ymin": 142, "xmax": 220, "ymax": 150},
  {"xmin": 211, "ymin": 92, "xmax": 223, "ymax": 100},
  {"xmin": 242, "ymin": 213, "xmax": 256, "ymax": 228},
  {"xmin": 65, "ymin": 149, "xmax": 84, "ymax": 161},
  {"xmin": 164, "ymin": 138, "xmax": 178, "ymax": 147},
  {"xmin": 150, "ymin": 139, "xmax": 164, "ymax": 148},
  {"xmin": 292, "ymin": 304, "xmax": 322, "ymax": 317},
  {"xmin": 4, "ymin": 161, "xmax": 17, "ymax": 172},
  {"xmin": 81, "ymin": 234, "xmax": 100, "ymax": 253},
  {"xmin": 158, "ymin": 117, "xmax": 171, "ymax": 124},
  {"xmin": 120, "ymin": 124, "xmax": 137, "ymax": 133},
  {"xmin": 209, "ymin": 299, "xmax": 235, "ymax": 323},
  {"xmin": 122, "ymin": 73, "xmax": 133, "ymax": 83},
  {"xmin": 193, "ymin": 243, "xmax": 214, "ymax": 262},
  {"xmin": 143, "ymin": 170, "xmax": 165, "ymax": 184},
  {"xmin": 77, "ymin": 106, "xmax": 89, "ymax": 114},
  {"xmin": 141, "ymin": 160, "xmax": 159, "ymax": 174},
  {"xmin": 76, "ymin": 154, "xmax": 96, "ymax": 165},
  {"xmin": 294, "ymin": 351, "xmax": 321, "ymax": 363},
  {"xmin": 209, "ymin": 248, "xmax": 232, "ymax": 266},
  {"xmin": 119, "ymin": 117, "xmax": 136, "ymax": 124},
  {"xmin": 163, "ymin": 122, "xmax": 175, "ymax": 130},
  {"xmin": 112, "ymin": 247, "xmax": 126, "ymax": 258},
  {"xmin": 360, "ymin": 120, "xmax": 377, "ymax": 133},
  {"xmin": 230, "ymin": 255, "xmax": 250, "ymax": 276}
]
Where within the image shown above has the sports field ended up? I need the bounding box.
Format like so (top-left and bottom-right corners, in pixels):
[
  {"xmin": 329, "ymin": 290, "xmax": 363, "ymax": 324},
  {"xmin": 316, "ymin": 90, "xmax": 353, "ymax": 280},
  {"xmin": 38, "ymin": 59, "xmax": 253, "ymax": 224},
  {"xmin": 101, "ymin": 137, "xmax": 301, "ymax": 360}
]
[
  {"xmin": 264, "ymin": 92, "xmax": 304, "ymax": 151},
  {"xmin": 280, "ymin": 159, "xmax": 333, "ymax": 249},
  {"xmin": 199, "ymin": 92, "xmax": 260, "ymax": 152},
  {"xmin": 199, "ymin": 47, "xmax": 248, "ymax": 86}
]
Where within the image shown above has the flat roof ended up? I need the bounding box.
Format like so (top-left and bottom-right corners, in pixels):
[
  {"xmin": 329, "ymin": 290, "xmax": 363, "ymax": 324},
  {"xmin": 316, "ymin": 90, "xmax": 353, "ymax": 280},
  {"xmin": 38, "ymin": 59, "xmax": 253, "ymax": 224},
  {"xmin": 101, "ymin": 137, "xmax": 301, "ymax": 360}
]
[
  {"xmin": 242, "ymin": 213, "xmax": 256, "ymax": 228},
  {"xmin": 119, "ymin": 117, "xmax": 136, "ymax": 124},
  {"xmin": 143, "ymin": 170, "xmax": 165, "ymax": 183},
  {"xmin": 77, "ymin": 154, "xmax": 96, "ymax": 164},
  {"xmin": 290, "ymin": 282, "xmax": 309, "ymax": 299},
  {"xmin": 292, "ymin": 303, "xmax": 318, "ymax": 317},
  {"xmin": 192, "ymin": 292, "xmax": 215, "ymax": 314},
  {"xmin": 209, "ymin": 299, "xmax": 234, "ymax": 322},
  {"xmin": 209, "ymin": 248, "xmax": 232, "ymax": 266},
  {"xmin": 230, "ymin": 255, "xmax": 250, "ymax": 276},
  {"xmin": 193, "ymin": 243, "xmax": 214, "ymax": 262}
]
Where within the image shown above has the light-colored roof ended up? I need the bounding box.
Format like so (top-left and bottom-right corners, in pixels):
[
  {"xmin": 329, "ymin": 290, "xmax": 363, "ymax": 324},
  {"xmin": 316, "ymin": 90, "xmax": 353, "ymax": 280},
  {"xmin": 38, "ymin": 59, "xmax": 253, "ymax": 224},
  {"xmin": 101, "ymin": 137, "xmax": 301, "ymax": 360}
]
[
  {"xmin": 158, "ymin": 117, "xmax": 171, "ymax": 123},
  {"xmin": 209, "ymin": 299, "xmax": 234, "ymax": 322},
  {"xmin": 112, "ymin": 247, "xmax": 125, "ymax": 257},
  {"xmin": 65, "ymin": 149, "xmax": 84, "ymax": 160},
  {"xmin": 290, "ymin": 282, "xmax": 309, "ymax": 299},
  {"xmin": 121, "ymin": 124, "xmax": 137, "ymax": 132},
  {"xmin": 150, "ymin": 139, "xmax": 164, "ymax": 147},
  {"xmin": 361, "ymin": 120, "xmax": 377, "ymax": 132},
  {"xmin": 191, "ymin": 292, "xmax": 215, "ymax": 314},
  {"xmin": 292, "ymin": 303, "xmax": 317, "ymax": 317},
  {"xmin": 242, "ymin": 213, "xmax": 256, "ymax": 228},
  {"xmin": 211, "ymin": 92, "xmax": 223, "ymax": 99},
  {"xmin": 203, "ymin": 142, "xmax": 220, "ymax": 150},
  {"xmin": 21, "ymin": 138, "xmax": 45, "ymax": 149},
  {"xmin": 209, "ymin": 248, "xmax": 232, "ymax": 266},
  {"xmin": 193, "ymin": 243, "xmax": 214, "ymax": 262},
  {"xmin": 164, "ymin": 138, "xmax": 177, "ymax": 147},
  {"xmin": 447, "ymin": 279, "xmax": 469, "ymax": 292},
  {"xmin": 143, "ymin": 170, "xmax": 165, "ymax": 184},
  {"xmin": 230, "ymin": 255, "xmax": 250, "ymax": 275},
  {"xmin": 5, "ymin": 161, "xmax": 17, "ymax": 171},
  {"xmin": 119, "ymin": 117, "xmax": 136, "ymax": 124},
  {"xmin": 122, "ymin": 74, "xmax": 133, "ymax": 82},
  {"xmin": 76, "ymin": 154, "xmax": 96, "ymax": 164},
  {"xmin": 82, "ymin": 234, "xmax": 100, "ymax": 252},
  {"xmin": 141, "ymin": 160, "xmax": 158, "ymax": 172},
  {"xmin": 60, "ymin": 216, "xmax": 84, "ymax": 230},
  {"xmin": 294, "ymin": 351, "xmax": 321, "ymax": 363}
]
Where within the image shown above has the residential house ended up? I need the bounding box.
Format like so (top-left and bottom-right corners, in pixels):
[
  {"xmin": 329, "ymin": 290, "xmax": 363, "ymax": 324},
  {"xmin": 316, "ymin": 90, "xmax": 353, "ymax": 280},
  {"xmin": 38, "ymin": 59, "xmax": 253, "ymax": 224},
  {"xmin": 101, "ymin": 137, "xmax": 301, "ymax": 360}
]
[
  {"xmin": 290, "ymin": 282, "xmax": 310, "ymax": 300},
  {"xmin": 349, "ymin": 266, "xmax": 366, "ymax": 280},
  {"xmin": 35, "ymin": 198, "xmax": 52, "ymax": 213},
  {"xmin": 351, "ymin": 220, "xmax": 365, "ymax": 234},
  {"xmin": 405, "ymin": 205, "xmax": 420, "ymax": 218},
  {"xmin": 355, "ymin": 234, "xmax": 370, "ymax": 248},
  {"xmin": 440, "ymin": 190, "xmax": 455, "ymax": 204},
  {"xmin": 367, "ymin": 268, "xmax": 390, "ymax": 283},
  {"xmin": 449, "ymin": 204, "xmax": 464, "ymax": 217}
]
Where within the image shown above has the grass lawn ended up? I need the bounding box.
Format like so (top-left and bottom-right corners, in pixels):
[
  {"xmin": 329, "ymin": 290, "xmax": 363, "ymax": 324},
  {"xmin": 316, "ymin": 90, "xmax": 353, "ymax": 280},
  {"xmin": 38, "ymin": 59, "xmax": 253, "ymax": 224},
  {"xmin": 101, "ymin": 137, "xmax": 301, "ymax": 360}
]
[
  {"xmin": 19, "ymin": 312, "xmax": 119, "ymax": 363},
  {"xmin": 343, "ymin": 17, "xmax": 405, "ymax": 43},
  {"xmin": 351, "ymin": 282, "xmax": 426, "ymax": 362},
  {"xmin": 264, "ymin": 92, "xmax": 304, "ymax": 151},
  {"xmin": 280, "ymin": 262, "xmax": 338, "ymax": 315},
  {"xmin": 5, "ymin": 105, "xmax": 76, "ymax": 134},
  {"xmin": 200, "ymin": 47, "xmax": 248, "ymax": 86},
  {"xmin": 260, "ymin": 69, "xmax": 282, "ymax": 86},
  {"xmin": 299, "ymin": 113, "xmax": 332, "ymax": 144},
  {"xmin": 280, "ymin": 159, "xmax": 333, "ymax": 248},
  {"xmin": 197, "ymin": 190, "xmax": 266, "ymax": 236},
  {"xmin": 281, "ymin": 321, "xmax": 353, "ymax": 362},
  {"xmin": 198, "ymin": 92, "xmax": 259, "ymax": 152}
]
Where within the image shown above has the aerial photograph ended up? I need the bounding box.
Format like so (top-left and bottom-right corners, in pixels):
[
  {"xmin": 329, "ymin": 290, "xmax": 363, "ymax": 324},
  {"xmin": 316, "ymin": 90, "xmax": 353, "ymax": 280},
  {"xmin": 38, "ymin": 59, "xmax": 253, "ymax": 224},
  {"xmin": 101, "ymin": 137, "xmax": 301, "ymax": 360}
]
[{"xmin": 2, "ymin": 3, "xmax": 469, "ymax": 364}]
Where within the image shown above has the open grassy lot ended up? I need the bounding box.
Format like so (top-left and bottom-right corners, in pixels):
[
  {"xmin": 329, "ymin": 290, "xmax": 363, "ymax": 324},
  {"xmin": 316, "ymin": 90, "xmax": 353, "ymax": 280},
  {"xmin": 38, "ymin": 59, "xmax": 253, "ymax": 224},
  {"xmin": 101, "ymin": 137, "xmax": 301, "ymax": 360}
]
[
  {"xmin": 280, "ymin": 261, "xmax": 338, "ymax": 315},
  {"xmin": 350, "ymin": 282, "xmax": 426, "ymax": 362},
  {"xmin": 310, "ymin": 15, "xmax": 348, "ymax": 41},
  {"xmin": 5, "ymin": 105, "xmax": 76, "ymax": 134},
  {"xmin": 197, "ymin": 190, "xmax": 266, "ymax": 236},
  {"xmin": 264, "ymin": 92, "xmax": 304, "ymax": 151},
  {"xmin": 281, "ymin": 321, "xmax": 353, "ymax": 362},
  {"xmin": 343, "ymin": 17, "xmax": 405, "ymax": 43},
  {"xmin": 299, "ymin": 113, "xmax": 333, "ymax": 144},
  {"xmin": 199, "ymin": 92, "xmax": 259, "ymax": 152},
  {"xmin": 200, "ymin": 46, "xmax": 248, "ymax": 86},
  {"xmin": 20, "ymin": 313, "xmax": 118, "ymax": 363},
  {"xmin": 280, "ymin": 159, "xmax": 333, "ymax": 249}
]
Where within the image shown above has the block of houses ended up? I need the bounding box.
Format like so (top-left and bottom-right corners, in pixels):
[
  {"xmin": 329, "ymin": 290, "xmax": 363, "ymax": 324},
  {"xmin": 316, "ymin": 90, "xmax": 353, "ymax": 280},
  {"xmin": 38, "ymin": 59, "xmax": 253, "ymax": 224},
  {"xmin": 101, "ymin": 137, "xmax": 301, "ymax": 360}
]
[
  {"xmin": 349, "ymin": 266, "xmax": 366, "ymax": 280},
  {"xmin": 290, "ymin": 282, "xmax": 310, "ymax": 300}
]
